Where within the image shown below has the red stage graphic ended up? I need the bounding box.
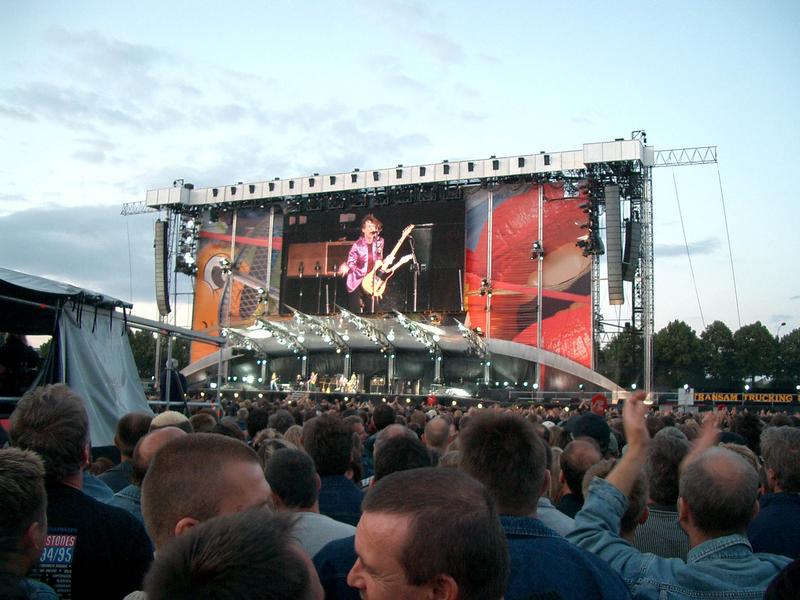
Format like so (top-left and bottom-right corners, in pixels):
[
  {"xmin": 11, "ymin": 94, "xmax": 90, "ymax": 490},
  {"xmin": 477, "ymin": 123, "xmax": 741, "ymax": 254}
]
[{"xmin": 464, "ymin": 182, "xmax": 592, "ymax": 368}]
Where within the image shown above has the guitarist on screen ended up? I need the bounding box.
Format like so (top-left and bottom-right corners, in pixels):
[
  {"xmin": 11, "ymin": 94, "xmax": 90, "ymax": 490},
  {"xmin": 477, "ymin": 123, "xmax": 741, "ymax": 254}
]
[{"xmin": 338, "ymin": 214, "xmax": 414, "ymax": 313}]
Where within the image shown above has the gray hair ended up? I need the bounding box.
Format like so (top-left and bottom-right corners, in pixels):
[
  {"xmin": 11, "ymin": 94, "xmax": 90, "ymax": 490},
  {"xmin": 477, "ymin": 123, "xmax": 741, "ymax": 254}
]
[
  {"xmin": 679, "ymin": 447, "xmax": 758, "ymax": 535},
  {"xmin": 760, "ymin": 426, "xmax": 800, "ymax": 492},
  {"xmin": 10, "ymin": 384, "xmax": 89, "ymax": 481}
]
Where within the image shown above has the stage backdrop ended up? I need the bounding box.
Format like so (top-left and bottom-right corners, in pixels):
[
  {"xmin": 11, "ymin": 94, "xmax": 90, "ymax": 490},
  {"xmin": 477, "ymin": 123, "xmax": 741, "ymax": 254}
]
[
  {"xmin": 464, "ymin": 182, "xmax": 592, "ymax": 370},
  {"xmin": 191, "ymin": 208, "xmax": 283, "ymax": 363}
]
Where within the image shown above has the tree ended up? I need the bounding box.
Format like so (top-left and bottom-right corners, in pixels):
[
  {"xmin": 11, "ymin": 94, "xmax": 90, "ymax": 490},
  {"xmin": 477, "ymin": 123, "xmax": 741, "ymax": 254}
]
[
  {"xmin": 127, "ymin": 329, "xmax": 190, "ymax": 380},
  {"xmin": 653, "ymin": 320, "xmax": 703, "ymax": 391},
  {"xmin": 775, "ymin": 327, "xmax": 800, "ymax": 391},
  {"xmin": 596, "ymin": 324, "xmax": 643, "ymax": 388},
  {"xmin": 699, "ymin": 320, "xmax": 738, "ymax": 391},
  {"xmin": 733, "ymin": 321, "xmax": 778, "ymax": 386}
]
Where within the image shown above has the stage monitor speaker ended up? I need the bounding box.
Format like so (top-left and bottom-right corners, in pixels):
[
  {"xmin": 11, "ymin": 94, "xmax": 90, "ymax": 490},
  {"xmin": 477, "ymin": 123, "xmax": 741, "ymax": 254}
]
[
  {"xmin": 622, "ymin": 219, "xmax": 642, "ymax": 282},
  {"xmin": 154, "ymin": 220, "xmax": 171, "ymax": 316},
  {"xmin": 604, "ymin": 185, "xmax": 624, "ymax": 305}
]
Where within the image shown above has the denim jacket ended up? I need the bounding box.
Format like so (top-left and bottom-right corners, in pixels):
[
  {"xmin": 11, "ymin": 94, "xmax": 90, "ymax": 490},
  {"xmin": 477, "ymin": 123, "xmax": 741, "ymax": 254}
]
[
  {"xmin": 501, "ymin": 514, "xmax": 631, "ymax": 600},
  {"xmin": 109, "ymin": 484, "xmax": 143, "ymax": 523},
  {"xmin": 568, "ymin": 478, "xmax": 792, "ymax": 600}
]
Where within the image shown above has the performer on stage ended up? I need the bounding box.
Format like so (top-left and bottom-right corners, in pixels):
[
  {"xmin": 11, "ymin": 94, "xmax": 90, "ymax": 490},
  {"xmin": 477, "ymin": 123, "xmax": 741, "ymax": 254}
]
[
  {"xmin": 338, "ymin": 214, "xmax": 414, "ymax": 313},
  {"xmin": 338, "ymin": 214, "xmax": 388, "ymax": 312}
]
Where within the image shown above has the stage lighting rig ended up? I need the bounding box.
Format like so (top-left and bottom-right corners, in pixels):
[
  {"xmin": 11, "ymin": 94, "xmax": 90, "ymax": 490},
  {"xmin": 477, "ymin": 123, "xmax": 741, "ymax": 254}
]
[
  {"xmin": 530, "ymin": 240, "xmax": 544, "ymax": 260},
  {"xmin": 575, "ymin": 180, "xmax": 604, "ymax": 257},
  {"xmin": 175, "ymin": 212, "xmax": 200, "ymax": 275},
  {"xmin": 288, "ymin": 306, "xmax": 348, "ymax": 354},
  {"xmin": 338, "ymin": 307, "xmax": 391, "ymax": 351}
]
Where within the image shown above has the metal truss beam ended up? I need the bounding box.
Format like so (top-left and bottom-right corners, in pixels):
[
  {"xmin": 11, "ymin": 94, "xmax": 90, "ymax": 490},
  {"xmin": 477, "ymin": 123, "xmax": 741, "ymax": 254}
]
[
  {"xmin": 652, "ymin": 146, "xmax": 717, "ymax": 167},
  {"xmin": 121, "ymin": 200, "xmax": 158, "ymax": 216}
]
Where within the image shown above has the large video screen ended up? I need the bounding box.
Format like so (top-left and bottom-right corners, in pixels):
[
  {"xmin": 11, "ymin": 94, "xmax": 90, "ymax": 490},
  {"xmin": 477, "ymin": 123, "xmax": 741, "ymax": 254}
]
[
  {"xmin": 464, "ymin": 182, "xmax": 592, "ymax": 369},
  {"xmin": 279, "ymin": 200, "xmax": 465, "ymax": 315}
]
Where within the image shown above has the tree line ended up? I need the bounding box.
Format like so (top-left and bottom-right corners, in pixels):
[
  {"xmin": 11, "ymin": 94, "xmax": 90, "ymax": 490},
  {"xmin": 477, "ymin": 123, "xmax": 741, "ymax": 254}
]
[{"xmin": 596, "ymin": 320, "xmax": 800, "ymax": 392}]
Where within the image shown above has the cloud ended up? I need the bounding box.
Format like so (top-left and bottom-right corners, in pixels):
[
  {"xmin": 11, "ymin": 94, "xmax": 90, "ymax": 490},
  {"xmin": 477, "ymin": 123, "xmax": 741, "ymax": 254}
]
[
  {"xmin": 655, "ymin": 237, "xmax": 720, "ymax": 258},
  {"xmin": 0, "ymin": 103, "xmax": 36, "ymax": 121},
  {"xmin": 790, "ymin": 295, "xmax": 800, "ymax": 301},
  {"xmin": 0, "ymin": 205, "xmax": 155, "ymax": 305},
  {"xmin": 414, "ymin": 32, "xmax": 466, "ymax": 64}
]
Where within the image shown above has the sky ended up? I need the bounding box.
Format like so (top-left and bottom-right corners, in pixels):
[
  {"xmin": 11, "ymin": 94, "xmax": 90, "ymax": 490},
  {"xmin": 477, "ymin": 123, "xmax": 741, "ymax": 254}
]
[{"xmin": 1, "ymin": 0, "xmax": 798, "ymax": 339}]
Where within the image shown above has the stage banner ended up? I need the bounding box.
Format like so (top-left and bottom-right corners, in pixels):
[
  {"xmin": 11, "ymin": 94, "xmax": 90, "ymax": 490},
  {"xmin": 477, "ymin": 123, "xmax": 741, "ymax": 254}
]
[
  {"xmin": 191, "ymin": 208, "xmax": 283, "ymax": 363},
  {"xmin": 464, "ymin": 182, "xmax": 592, "ymax": 369},
  {"xmin": 279, "ymin": 200, "xmax": 465, "ymax": 315}
]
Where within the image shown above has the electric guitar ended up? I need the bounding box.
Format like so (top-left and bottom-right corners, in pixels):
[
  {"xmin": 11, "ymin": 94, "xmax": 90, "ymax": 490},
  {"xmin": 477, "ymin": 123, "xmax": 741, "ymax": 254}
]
[{"xmin": 362, "ymin": 224, "xmax": 415, "ymax": 298}]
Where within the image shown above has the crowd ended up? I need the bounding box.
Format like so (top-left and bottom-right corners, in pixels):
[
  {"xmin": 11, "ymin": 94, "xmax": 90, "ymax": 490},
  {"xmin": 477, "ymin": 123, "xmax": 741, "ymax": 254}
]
[{"xmin": 1, "ymin": 385, "xmax": 799, "ymax": 599}]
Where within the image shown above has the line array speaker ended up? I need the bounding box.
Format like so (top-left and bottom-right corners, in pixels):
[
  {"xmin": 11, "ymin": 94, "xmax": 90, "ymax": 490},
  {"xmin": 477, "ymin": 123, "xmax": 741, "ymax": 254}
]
[
  {"xmin": 154, "ymin": 220, "xmax": 171, "ymax": 316},
  {"xmin": 604, "ymin": 185, "xmax": 624, "ymax": 305}
]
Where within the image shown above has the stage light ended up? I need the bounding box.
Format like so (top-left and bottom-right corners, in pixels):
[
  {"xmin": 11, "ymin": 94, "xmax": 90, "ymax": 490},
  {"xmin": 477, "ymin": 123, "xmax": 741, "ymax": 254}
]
[
  {"xmin": 477, "ymin": 403, "xmax": 483, "ymax": 409},
  {"xmin": 210, "ymin": 382, "xmax": 217, "ymax": 389},
  {"xmin": 683, "ymin": 383, "xmax": 689, "ymax": 390},
  {"xmin": 631, "ymin": 383, "xmax": 637, "ymax": 390},
  {"xmin": 532, "ymin": 383, "xmax": 539, "ymax": 390},
  {"xmin": 258, "ymin": 393, "xmax": 263, "ymax": 398},
  {"xmin": 451, "ymin": 400, "xmax": 457, "ymax": 406},
  {"xmin": 387, "ymin": 329, "xmax": 395, "ymax": 341},
  {"xmin": 744, "ymin": 384, "xmax": 751, "ymax": 391},
  {"xmin": 200, "ymin": 391, "xmax": 205, "ymax": 397}
]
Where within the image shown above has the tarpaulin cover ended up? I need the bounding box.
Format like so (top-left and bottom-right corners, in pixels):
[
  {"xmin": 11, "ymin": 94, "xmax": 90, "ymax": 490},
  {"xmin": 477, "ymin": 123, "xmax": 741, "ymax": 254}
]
[{"xmin": 0, "ymin": 267, "xmax": 150, "ymax": 446}]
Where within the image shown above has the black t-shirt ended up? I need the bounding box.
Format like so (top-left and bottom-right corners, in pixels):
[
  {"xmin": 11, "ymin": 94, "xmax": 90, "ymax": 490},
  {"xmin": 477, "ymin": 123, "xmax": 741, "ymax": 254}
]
[{"xmin": 29, "ymin": 481, "xmax": 153, "ymax": 600}]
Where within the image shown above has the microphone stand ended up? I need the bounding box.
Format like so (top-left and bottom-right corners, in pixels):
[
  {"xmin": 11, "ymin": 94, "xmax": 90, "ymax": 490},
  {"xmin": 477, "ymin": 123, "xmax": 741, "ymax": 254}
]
[
  {"xmin": 298, "ymin": 261, "xmax": 304, "ymax": 312},
  {"xmin": 315, "ymin": 260, "xmax": 322, "ymax": 314},
  {"xmin": 409, "ymin": 236, "xmax": 420, "ymax": 313},
  {"xmin": 331, "ymin": 263, "xmax": 338, "ymax": 313}
]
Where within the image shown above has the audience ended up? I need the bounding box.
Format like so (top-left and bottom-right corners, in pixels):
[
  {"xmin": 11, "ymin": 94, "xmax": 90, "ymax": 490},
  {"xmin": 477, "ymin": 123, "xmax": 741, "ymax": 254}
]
[
  {"xmin": 8, "ymin": 380, "xmax": 800, "ymax": 600},
  {"xmin": 9, "ymin": 384, "xmax": 153, "ymax": 600},
  {"xmin": 568, "ymin": 393, "xmax": 792, "ymax": 599}
]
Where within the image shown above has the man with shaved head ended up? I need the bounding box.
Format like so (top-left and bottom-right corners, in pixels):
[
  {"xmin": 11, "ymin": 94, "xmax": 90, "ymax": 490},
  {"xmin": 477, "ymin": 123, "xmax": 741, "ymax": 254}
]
[
  {"xmin": 140, "ymin": 433, "xmax": 271, "ymax": 551},
  {"xmin": 569, "ymin": 395, "xmax": 792, "ymax": 599},
  {"xmin": 422, "ymin": 416, "xmax": 452, "ymax": 461},
  {"xmin": 109, "ymin": 427, "xmax": 186, "ymax": 523}
]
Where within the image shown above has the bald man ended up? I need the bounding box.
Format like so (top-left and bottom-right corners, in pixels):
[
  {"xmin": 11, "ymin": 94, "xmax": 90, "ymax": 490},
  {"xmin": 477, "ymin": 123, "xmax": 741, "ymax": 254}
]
[{"xmin": 422, "ymin": 417, "xmax": 452, "ymax": 457}]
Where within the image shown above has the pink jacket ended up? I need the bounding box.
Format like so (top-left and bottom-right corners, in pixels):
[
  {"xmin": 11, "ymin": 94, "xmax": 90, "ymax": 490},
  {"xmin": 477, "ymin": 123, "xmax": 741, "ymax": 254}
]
[{"xmin": 346, "ymin": 236, "xmax": 384, "ymax": 292}]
